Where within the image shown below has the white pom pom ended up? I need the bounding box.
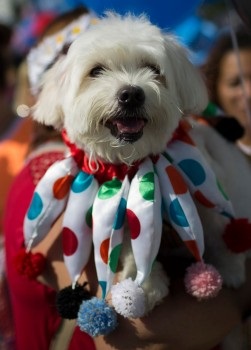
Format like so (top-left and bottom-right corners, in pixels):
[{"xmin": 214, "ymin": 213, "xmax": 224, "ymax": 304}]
[
  {"xmin": 111, "ymin": 278, "xmax": 146, "ymax": 318},
  {"xmin": 16, "ymin": 104, "xmax": 30, "ymax": 118}
]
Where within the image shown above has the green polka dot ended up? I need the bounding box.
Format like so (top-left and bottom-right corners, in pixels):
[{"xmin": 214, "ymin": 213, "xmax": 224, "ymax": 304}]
[
  {"xmin": 98, "ymin": 178, "xmax": 122, "ymax": 200},
  {"xmin": 139, "ymin": 172, "xmax": 154, "ymax": 201},
  {"xmin": 109, "ymin": 244, "xmax": 122, "ymax": 273},
  {"xmin": 217, "ymin": 179, "xmax": 229, "ymax": 200},
  {"xmin": 85, "ymin": 205, "xmax": 93, "ymax": 228}
]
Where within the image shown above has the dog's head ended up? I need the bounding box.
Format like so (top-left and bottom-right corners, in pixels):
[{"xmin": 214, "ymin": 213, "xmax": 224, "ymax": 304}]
[{"xmin": 33, "ymin": 13, "xmax": 208, "ymax": 164}]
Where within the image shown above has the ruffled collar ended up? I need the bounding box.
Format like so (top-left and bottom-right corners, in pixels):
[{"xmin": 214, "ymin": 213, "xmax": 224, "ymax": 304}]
[{"xmin": 61, "ymin": 129, "xmax": 143, "ymax": 183}]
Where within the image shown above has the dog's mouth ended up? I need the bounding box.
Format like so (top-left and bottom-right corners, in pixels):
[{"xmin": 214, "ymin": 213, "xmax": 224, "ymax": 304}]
[{"xmin": 105, "ymin": 117, "xmax": 147, "ymax": 143}]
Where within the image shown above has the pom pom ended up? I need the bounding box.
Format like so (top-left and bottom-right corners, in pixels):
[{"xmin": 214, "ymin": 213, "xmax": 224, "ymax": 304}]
[
  {"xmin": 16, "ymin": 104, "xmax": 31, "ymax": 118},
  {"xmin": 13, "ymin": 248, "xmax": 46, "ymax": 279},
  {"xmin": 56, "ymin": 282, "xmax": 91, "ymax": 319},
  {"xmin": 111, "ymin": 278, "xmax": 146, "ymax": 318},
  {"xmin": 77, "ymin": 297, "xmax": 117, "ymax": 337},
  {"xmin": 184, "ymin": 262, "xmax": 223, "ymax": 300},
  {"xmin": 223, "ymin": 218, "xmax": 251, "ymax": 253}
]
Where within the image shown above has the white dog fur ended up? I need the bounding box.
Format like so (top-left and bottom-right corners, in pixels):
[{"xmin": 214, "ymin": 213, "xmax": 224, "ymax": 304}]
[
  {"xmin": 31, "ymin": 13, "xmax": 251, "ymax": 340},
  {"xmin": 32, "ymin": 12, "xmax": 207, "ymax": 306},
  {"xmin": 33, "ymin": 13, "xmax": 207, "ymax": 165}
]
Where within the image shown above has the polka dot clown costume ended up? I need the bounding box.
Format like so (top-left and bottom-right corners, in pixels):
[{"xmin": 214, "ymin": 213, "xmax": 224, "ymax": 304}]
[{"xmin": 21, "ymin": 119, "xmax": 237, "ymax": 337}]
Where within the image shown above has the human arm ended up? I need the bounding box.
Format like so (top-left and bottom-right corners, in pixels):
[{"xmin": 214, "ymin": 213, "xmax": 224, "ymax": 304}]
[
  {"xmin": 33, "ymin": 216, "xmax": 251, "ymax": 350},
  {"xmin": 93, "ymin": 267, "xmax": 250, "ymax": 350}
]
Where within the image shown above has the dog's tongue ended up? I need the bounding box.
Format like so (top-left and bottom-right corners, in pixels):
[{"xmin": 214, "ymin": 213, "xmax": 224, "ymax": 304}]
[{"xmin": 114, "ymin": 118, "xmax": 145, "ymax": 133}]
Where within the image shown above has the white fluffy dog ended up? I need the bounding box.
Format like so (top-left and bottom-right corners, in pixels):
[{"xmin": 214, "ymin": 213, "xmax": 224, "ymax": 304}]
[
  {"xmin": 34, "ymin": 13, "xmax": 207, "ymax": 163},
  {"xmin": 30, "ymin": 13, "xmax": 251, "ymax": 331}
]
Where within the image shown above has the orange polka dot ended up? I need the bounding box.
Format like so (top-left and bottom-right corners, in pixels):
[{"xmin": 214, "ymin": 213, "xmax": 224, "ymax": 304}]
[
  {"xmin": 53, "ymin": 175, "xmax": 74, "ymax": 199},
  {"xmin": 166, "ymin": 166, "xmax": 187, "ymax": 194},
  {"xmin": 100, "ymin": 238, "xmax": 110, "ymax": 264}
]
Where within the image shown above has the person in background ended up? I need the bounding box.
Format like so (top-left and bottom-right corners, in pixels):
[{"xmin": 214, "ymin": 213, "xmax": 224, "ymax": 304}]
[
  {"xmin": 0, "ymin": 8, "xmax": 56, "ymax": 350},
  {"xmin": 197, "ymin": 24, "xmax": 251, "ymax": 349},
  {"xmin": 0, "ymin": 4, "xmax": 58, "ymax": 237},
  {"xmin": 0, "ymin": 21, "xmax": 26, "ymax": 350},
  {"xmin": 3, "ymin": 6, "xmax": 97, "ymax": 350},
  {"xmin": 201, "ymin": 25, "xmax": 251, "ymax": 158}
]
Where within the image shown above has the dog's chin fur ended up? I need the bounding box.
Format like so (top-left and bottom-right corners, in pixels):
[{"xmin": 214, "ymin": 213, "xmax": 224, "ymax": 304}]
[{"xmin": 32, "ymin": 12, "xmax": 208, "ymax": 165}]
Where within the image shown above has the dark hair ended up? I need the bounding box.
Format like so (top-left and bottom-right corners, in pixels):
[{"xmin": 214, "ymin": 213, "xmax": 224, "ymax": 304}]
[
  {"xmin": 201, "ymin": 26, "xmax": 251, "ymax": 107},
  {"xmin": 0, "ymin": 24, "xmax": 13, "ymax": 91}
]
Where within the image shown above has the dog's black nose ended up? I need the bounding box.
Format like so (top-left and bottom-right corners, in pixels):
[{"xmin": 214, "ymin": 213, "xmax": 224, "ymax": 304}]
[{"xmin": 118, "ymin": 85, "xmax": 145, "ymax": 107}]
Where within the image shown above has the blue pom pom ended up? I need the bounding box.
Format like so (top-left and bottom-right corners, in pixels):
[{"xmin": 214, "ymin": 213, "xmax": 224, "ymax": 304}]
[{"xmin": 77, "ymin": 297, "xmax": 117, "ymax": 337}]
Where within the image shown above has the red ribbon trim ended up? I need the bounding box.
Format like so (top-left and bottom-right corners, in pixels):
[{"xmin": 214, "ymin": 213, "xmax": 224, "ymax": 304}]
[{"xmin": 61, "ymin": 129, "xmax": 141, "ymax": 183}]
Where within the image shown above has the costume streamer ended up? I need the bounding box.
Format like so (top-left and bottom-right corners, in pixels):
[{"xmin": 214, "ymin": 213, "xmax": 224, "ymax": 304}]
[{"xmin": 23, "ymin": 119, "xmax": 234, "ymax": 336}]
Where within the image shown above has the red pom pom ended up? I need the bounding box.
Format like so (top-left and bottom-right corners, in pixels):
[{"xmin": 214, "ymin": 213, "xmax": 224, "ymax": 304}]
[
  {"xmin": 184, "ymin": 262, "xmax": 222, "ymax": 300},
  {"xmin": 223, "ymin": 218, "xmax": 251, "ymax": 253},
  {"xmin": 13, "ymin": 248, "xmax": 46, "ymax": 279}
]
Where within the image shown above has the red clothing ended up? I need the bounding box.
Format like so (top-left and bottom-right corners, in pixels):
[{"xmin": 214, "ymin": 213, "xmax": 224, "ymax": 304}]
[
  {"xmin": 3, "ymin": 149, "xmax": 95, "ymax": 350},
  {"xmin": 0, "ymin": 118, "xmax": 33, "ymax": 234}
]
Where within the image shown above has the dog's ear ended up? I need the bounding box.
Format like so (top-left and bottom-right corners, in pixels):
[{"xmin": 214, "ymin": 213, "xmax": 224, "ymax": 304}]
[
  {"xmin": 32, "ymin": 56, "xmax": 67, "ymax": 129},
  {"xmin": 164, "ymin": 36, "xmax": 208, "ymax": 116}
]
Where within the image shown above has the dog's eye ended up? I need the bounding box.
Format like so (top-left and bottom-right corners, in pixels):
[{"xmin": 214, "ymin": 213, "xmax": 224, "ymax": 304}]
[
  {"xmin": 90, "ymin": 66, "xmax": 105, "ymax": 77},
  {"xmin": 146, "ymin": 64, "xmax": 161, "ymax": 75}
]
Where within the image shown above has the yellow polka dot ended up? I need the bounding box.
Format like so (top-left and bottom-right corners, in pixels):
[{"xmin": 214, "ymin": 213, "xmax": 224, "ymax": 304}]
[
  {"xmin": 72, "ymin": 26, "xmax": 81, "ymax": 34},
  {"xmin": 91, "ymin": 18, "xmax": 99, "ymax": 25},
  {"xmin": 56, "ymin": 34, "xmax": 64, "ymax": 43}
]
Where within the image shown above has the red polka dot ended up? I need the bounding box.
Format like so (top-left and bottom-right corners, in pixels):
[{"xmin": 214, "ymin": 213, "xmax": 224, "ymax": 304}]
[
  {"xmin": 166, "ymin": 165, "xmax": 187, "ymax": 194},
  {"xmin": 100, "ymin": 238, "xmax": 110, "ymax": 264},
  {"xmin": 53, "ymin": 175, "xmax": 74, "ymax": 199},
  {"xmin": 194, "ymin": 190, "xmax": 215, "ymax": 208},
  {"xmin": 126, "ymin": 209, "xmax": 141, "ymax": 239},
  {"xmin": 185, "ymin": 240, "xmax": 201, "ymax": 262},
  {"xmin": 62, "ymin": 227, "xmax": 78, "ymax": 256}
]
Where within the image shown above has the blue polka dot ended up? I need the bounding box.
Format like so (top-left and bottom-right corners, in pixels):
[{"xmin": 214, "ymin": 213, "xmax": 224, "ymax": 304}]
[
  {"xmin": 169, "ymin": 198, "xmax": 189, "ymax": 227},
  {"xmin": 27, "ymin": 192, "xmax": 43, "ymax": 220},
  {"xmin": 178, "ymin": 159, "xmax": 206, "ymax": 186},
  {"xmin": 113, "ymin": 198, "xmax": 127, "ymax": 230},
  {"xmin": 71, "ymin": 171, "xmax": 93, "ymax": 193}
]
